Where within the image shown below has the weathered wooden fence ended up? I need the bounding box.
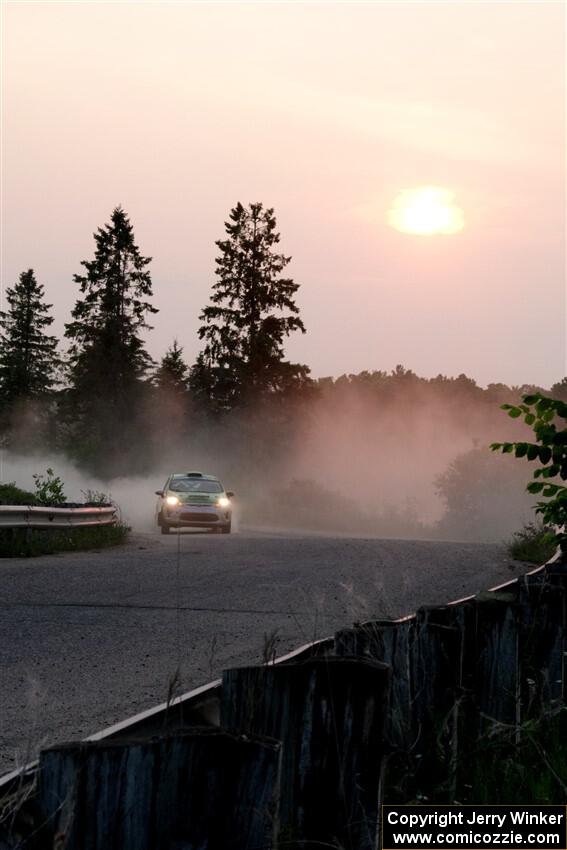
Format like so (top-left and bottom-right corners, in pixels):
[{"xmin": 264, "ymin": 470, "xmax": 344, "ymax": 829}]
[
  {"xmin": 38, "ymin": 729, "xmax": 281, "ymax": 850},
  {"xmin": 5, "ymin": 556, "xmax": 567, "ymax": 850},
  {"xmin": 222, "ymin": 656, "xmax": 390, "ymax": 849},
  {"xmin": 334, "ymin": 559, "xmax": 567, "ymax": 802}
]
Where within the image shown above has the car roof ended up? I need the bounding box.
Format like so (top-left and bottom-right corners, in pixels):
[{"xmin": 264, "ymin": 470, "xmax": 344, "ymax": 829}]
[{"xmin": 170, "ymin": 471, "xmax": 220, "ymax": 481}]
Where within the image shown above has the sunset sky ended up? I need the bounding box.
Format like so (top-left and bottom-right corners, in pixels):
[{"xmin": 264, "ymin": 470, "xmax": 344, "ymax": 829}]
[{"xmin": 2, "ymin": 1, "xmax": 565, "ymax": 387}]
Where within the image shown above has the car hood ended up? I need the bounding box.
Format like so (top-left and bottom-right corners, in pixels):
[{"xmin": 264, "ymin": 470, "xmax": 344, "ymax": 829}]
[{"xmin": 168, "ymin": 492, "xmax": 222, "ymax": 505}]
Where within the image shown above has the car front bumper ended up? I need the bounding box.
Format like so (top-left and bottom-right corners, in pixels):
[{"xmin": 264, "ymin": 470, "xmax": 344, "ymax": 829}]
[{"xmin": 163, "ymin": 504, "xmax": 231, "ymax": 527}]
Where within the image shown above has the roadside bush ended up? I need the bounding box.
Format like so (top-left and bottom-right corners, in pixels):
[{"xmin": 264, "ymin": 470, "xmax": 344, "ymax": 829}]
[
  {"xmin": 32, "ymin": 467, "xmax": 66, "ymax": 505},
  {"xmin": 507, "ymin": 521, "xmax": 557, "ymax": 564},
  {"xmin": 0, "ymin": 482, "xmax": 38, "ymax": 505}
]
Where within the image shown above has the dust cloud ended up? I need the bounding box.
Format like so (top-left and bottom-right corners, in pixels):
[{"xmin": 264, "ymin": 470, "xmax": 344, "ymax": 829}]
[{"xmin": 1, "ymin": 377, "xmax": 538, "ymax": 543}]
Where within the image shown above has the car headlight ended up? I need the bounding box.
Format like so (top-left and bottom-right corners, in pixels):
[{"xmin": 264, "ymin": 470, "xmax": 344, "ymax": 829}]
[
  {"xmin": 166, "ymin": 495, "xmax": 180, "ymax": 506},
  {"xmin": 216, "ymin": 496, "xmax": 230, "ymax": 508}
]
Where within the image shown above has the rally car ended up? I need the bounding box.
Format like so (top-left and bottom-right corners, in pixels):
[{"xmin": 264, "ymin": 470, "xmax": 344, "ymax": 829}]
[{"xmin": 155, "ymin": 472, "xmax": 233, "ymax": 534}]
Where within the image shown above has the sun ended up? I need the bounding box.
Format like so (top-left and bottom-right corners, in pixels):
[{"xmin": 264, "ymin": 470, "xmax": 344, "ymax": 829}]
[{"xmin": 388, "ymin": 186, "xmax": 465, "ymax": 235}]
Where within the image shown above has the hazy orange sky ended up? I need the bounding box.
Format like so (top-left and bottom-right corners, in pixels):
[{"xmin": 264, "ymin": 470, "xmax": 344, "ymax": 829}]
[{"xmin": 2, "ymin": 1, "xmax": 565, "ymax": 387}]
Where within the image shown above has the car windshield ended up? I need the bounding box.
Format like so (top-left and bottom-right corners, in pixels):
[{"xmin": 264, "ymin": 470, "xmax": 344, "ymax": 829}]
[{"xmin": 169, "ymin": 478, "xmax": 223, "ymax": 494}]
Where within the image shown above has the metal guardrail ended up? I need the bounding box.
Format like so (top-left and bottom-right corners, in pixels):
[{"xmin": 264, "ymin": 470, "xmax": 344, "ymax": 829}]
[{"xmin": 0, "ymin": 505, "xmax": 116, "ymax": 530}]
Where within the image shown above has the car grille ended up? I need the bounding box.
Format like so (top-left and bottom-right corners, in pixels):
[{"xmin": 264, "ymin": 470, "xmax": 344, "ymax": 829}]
[{"xmin": 180, "ymin": 512, "xmax": 219, "ymax": 523}]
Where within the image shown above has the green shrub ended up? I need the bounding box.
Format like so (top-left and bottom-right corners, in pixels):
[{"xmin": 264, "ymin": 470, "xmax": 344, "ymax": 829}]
[
  {"xmin": 508, "ymin": 521, "xmax": 557, "ymax": 564},
  {"xmin": 32, "ymin": 468, "xmax": 66, "ymax": 505},
  {"xmin": 0, "ymin": 482, "xmax": 38, "ymax": 506}
]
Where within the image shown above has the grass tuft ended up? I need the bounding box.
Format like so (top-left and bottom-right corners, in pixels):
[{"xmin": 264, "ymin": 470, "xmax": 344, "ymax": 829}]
[{"xmin": 460, "ymin": 708, "xmax": 567, "ymax": 804}]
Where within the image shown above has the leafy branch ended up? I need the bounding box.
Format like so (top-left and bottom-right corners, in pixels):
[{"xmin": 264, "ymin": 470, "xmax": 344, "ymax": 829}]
[{"xmin": 491, "ymin": 394, "xmax": 567, "ymax": 546}]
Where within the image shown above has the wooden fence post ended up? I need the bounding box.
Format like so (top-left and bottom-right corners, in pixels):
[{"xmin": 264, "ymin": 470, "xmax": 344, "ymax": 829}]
[
  {"xmin": 334, "ymin": 619, "xmax": 415, "ymax": 801},
  {"xmin": 38, "ymin": 728, "xmax": 281, "ymax": 850},
  {"xmin": 472, "ymin": 587, "xmax": 521, "ymax": 730},
  {"xmin": 334, "ymin": 602, "xmax": 474, "ymax": 803},
  {"xmin": 518, "ymin": 567, "xmax": 566, "ymax": 719},
  {"xmin": 410, "ymin": 601, "xmax": 475, "ymax": 800},
  {"xmin": 222, "ymin": 656, "xmax": 390, "ymax": 850}
]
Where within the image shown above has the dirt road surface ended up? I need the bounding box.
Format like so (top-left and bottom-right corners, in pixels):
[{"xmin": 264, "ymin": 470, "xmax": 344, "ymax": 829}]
[{"xmin": 0, "ymin": 528, "xmax": 525, "ymax": 775}]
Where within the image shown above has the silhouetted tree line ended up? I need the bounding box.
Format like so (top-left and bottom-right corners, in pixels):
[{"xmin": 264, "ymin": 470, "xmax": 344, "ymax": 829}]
[
  {"xmin": 1, "ymin": 203, "xmax": 566, "ymax": 482},
  {"xmin": 0, "ymin": 204, "xmax": 312, "ymax": 475}
]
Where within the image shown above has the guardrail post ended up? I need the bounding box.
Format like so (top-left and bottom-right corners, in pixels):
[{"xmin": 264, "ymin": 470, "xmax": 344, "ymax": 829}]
[
  {"xmin": 545, "ymin": 560, "xmax": 567, "ymax": 703},
  {"xmin": 410, "ymin": 600, "xmax": 475, "ymax": 801},
  {"xmin": 222, "ymin": 655, "xmax": 390, "ymax": 850},
  {"xmin": 37, "ymin": 728, "xmax": 281, "ymax": 850},
  {"xmin": 518, "ymin": 562, "xmax": 567, "ymax": 718},
  {"xmin": 472, "ymin": 586, "xmax": 521, "ymax": 730},
  {"xmin": 334, "ymin": 619, "xmax": 414, "ymax": 755},
  {"xmin": 334, "ymin": 605, "xmax": 473, "ymax": 803}
]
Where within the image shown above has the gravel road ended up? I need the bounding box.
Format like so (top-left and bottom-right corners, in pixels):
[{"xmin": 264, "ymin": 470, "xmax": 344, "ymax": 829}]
[{"xmin": 0, "ymin": 529, "xmax": 526, "ymax": 776}]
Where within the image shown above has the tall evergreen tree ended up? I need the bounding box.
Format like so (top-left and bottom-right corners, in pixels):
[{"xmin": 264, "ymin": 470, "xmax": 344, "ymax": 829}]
[
  {"xmin": 64, "ymin": 207, "xmax": 157, "ymax": 466},
  {"xmin": 65, "ymin": 207, "xmax": 157, "ymax": 402},
  {"xmin": 154, "ymin": 340, "xmax": 189, "ymax": 396},
  {"xmin": 189, "ymin": 202, "xmax": 309, "ymax": 410},
  {"xmin": 0, "ymin": 269, "xmax": 59, "ymax": 405}
]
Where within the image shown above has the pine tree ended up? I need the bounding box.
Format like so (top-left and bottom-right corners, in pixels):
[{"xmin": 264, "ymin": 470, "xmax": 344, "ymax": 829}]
[
  {"xmin": 190, "ymin": 202, "xmax": 309, "ymax": 410},
  {"xmin": 154, "ymin": 340, "xmax": 189, "ymax": 396},
  {"xmin": 0, "ymin": 269, "xmax": 59, "ymax": 405},
  {"xmin": 65, "ymin": 206, "xmax": 157, "ymax": 406},
  {"xmin": 148, "ymin": 340, "xmax": 191, "ymax": 451},
  {"xmin": 63, "ymin": 207, "xmax": 157, "ymax": 467}
]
